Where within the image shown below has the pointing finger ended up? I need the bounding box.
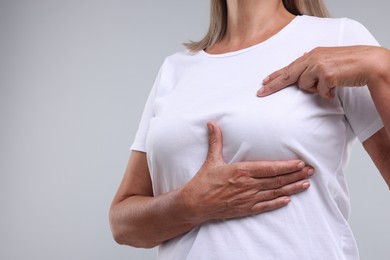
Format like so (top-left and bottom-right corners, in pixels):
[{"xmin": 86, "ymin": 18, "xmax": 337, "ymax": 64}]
[{"xmin": 258, "ymin": 53, "xmax": 309, "ymax": 97}]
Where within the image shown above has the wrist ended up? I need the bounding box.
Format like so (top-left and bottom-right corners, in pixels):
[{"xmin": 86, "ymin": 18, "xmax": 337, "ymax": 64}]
[
  {"xmin": 173, "ymin": 185, "xmax": 205, "ymax": 227},
  {"xmin": 176, "ymin": 184, "xmax": 208, "ymax": 227}
]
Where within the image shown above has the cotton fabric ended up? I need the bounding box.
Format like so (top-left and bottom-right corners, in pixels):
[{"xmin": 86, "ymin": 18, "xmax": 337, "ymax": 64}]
[{"xmin": 131, "ymin": 15, "xmax": 383, "ymax": 259}]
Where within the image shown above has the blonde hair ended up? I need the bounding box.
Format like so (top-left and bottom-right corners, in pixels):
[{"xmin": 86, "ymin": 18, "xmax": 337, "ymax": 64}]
[{"xmin": 184, "ymin": 0, "xmax": 330, "ymax": 52}]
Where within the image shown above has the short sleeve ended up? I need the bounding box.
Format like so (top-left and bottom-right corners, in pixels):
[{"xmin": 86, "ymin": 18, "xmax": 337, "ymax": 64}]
[
  {"xmin": 130, "ymin": 63, "xmax": 164, "ymax": 152},
  {"xmin": 338, "ymin": 18, "xmax": 383, "ymax": 142},
  {"xmin": 338, "ymin": 18, "xmax": 380, "ymax": 46},
  {"xmin": 338, "ymin": 87, "xmax": 383, "ymax": 142}
]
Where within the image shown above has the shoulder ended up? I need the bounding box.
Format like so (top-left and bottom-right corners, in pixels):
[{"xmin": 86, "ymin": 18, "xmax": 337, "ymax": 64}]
[
  {"xmin": 160, "ymin": 50, "xmax": 203, "ymax": 77},
  {"xmin": 152, "ymin": 50, "xmax": 200, "ymax": 96},
  {"xmin": 297, "ymin": 15, "xmax": 360, "ymax": 30},
  {"xmin": 297, "ymin": 15, "xmax": 378, "ymax": 46},
  {"xmin": 163, "ymin": 50, "xmax": 201, "ymax": 67}
]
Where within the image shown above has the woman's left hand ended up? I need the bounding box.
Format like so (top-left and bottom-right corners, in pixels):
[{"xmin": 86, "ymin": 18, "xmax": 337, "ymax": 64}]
[
  {"xmin": 256, "ymin": 45, "xmax": 390, "ymax": 188},
  {"xmin": 257, "ymin": 45, "xmax": 390, "ymax": 99}
]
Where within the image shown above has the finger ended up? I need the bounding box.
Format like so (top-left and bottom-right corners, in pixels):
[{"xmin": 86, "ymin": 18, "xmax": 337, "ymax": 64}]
[
  {"xmin": 317, "ymin": 78, "xmax": 336, "ymax": 99},
  {"xmin": 260, "ymin": 179, "xmax": 311, "ymax": 201},
  {"xmin": 297, "ymin": 68, "xmax": 319, "ymax": 92},
  {"xmin": 258, "ymin": 53, "xmax": 309, "ymax": 97},
  {"xmin": 249, "ymin": 180, "xmax": 310, "ymax": 215},
  {"xmin": 257, "ymin": 67, "xmax": 295, "ymax": 97},
  {"xmin": 329, "ymin": 88, "xmax": 336, "ymax": 98},
  {"xmin": 205, "ymin": 121, "xmax": 224, "ymax": 163},
  {"xmin": 254, "ymin": 166, "xmax": 314, "ymax": 190},
  {"xmin": 250, "ymin": 196, "xmax": 291, "ymax": 214},
  {"xmin": 250, "ymin": 180, "xmax": 311, "ymax": 213},
  {"xmin": 237, "ymin": 160, "xmax": 306, "ymax": 178}
]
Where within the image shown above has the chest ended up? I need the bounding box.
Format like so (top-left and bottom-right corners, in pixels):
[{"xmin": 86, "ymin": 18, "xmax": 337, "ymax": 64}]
[{"xmin": 149, "ymin": 62, "xmax": 347, "ymax": 164}]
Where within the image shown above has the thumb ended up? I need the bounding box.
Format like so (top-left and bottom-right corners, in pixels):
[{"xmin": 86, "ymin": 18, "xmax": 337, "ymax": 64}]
[{"xmin": 205, "ymin": 121, "xmax": 224, "ymax": 164}]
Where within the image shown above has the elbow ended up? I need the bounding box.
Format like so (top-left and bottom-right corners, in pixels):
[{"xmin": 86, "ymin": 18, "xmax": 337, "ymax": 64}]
[
  {"xmin": 109, "ymin": 208, "xmax": 159, "ymax": 249},
  {"xmin": 111, "ymin": 231, "xmax": 127, "ymax": 246},
  {"xmin": 109, "ymin": 207, "xmax": 132, "ymax": 246},
  {"xmin": 110, "ymin": 224, "xmax": 129, "ymax": 247},
  {"xmin": 109, "ymin": 209, "xmax": 125, "ymax": 245},
  {"xmin": 111, "ymin": 230, "xmax": 158, "ymax": 249}
]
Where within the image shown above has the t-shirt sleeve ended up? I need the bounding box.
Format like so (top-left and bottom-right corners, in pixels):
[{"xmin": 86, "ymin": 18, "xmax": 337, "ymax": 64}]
[
  {"xmin": 130, "ymin": 63, "xmax": 164, "ymax": 152},
  {"xmin": 338, "ymin": 87, "xmax": 383, "ymax": 142},
  {"xmin": 338, "ymin": 18, "xmax": 384, "ymax": 143}
]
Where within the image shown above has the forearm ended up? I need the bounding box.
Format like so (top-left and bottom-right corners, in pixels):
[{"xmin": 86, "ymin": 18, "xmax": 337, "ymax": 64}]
[{"xmin": 109, "ymin": 189, "xmax": 199, "ymax": 248}]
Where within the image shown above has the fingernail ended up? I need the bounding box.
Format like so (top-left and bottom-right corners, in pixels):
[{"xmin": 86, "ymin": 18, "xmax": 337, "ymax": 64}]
[
  {"xmin": 297, "ymin": 161, "xmax": 305, "ymax": 169},
  {"xmin": 307, "ymin": 168, "xmax": 315, "ymax": 176},
  {"xmin": 283, "ymin": 197, "xmax": 291, "ymax": 204},
  {"xmin": 302, "ymin": 181, "xmax": 310, "ymax": 189},
  {"xmin": 257, "ymin": 87, "xmax": 265, "ymax": 96}
]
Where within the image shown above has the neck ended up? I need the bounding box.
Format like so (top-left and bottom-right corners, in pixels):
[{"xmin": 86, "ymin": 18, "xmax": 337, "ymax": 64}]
[{"xmin": 207, "ymin": 0, "xmax": 295, "ymax": 54}]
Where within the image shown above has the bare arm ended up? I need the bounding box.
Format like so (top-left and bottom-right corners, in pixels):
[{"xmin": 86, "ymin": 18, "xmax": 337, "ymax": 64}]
[
  {"xmin": 258, "ymin": 45, "xmax": 390, "ymax": 188},
  {"xmin": 363, "ymin": 128, "xmax": 390, "ymax": 188},
  {"xmin": 109, "ymin": 122, "xmax": 314, "ymax": 248},
  {"xmin": 366, "ymin": 47, "xmax": 390, "ymax": 141},
  {"xmin": 109, "ymin": 151, "xmax": 197, "ymax": 248},
  {"xmin": 258, "ymin": 46, "xmax": 389, "ymax": 99},
  {"xmin": 364, "ymin": 48, "xmax": 390, "ymax": 187}
]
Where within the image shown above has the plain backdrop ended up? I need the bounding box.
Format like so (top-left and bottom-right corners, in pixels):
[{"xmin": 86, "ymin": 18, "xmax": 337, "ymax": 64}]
[{"xmin": 1, "ymin": 0, "xmax": 389, "ymax": 259}]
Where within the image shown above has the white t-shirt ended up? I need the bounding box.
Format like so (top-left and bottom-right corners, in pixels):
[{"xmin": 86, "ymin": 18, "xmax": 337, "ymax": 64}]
[{"xmin": 131, "ymin": 15, "xmax": 383, "ymax": 260}]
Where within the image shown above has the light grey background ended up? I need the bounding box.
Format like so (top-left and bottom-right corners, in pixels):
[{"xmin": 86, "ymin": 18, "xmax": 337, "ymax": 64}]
[{"xmin": 0, "ymin": 0, "xmax": 389, "ymax": 259}]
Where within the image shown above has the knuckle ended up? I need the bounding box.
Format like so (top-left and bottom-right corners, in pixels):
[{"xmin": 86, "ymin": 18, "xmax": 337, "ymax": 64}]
[
  {"xmin": 272, "ymin": 188, "xmax": 281, "ymax": 199},
  {"xmin": 311, "ymin": 52, "xmax": 322, "ymax": 63},
  {"xmin": 320, "ymin": 67, "xmax": 334, "ymax": 82},
  {"xmin": 232, "ymin": 163, "xmax": 250, "ymax": 177},
  {"xmin": 227, "ymin": 176, "xmax": 238, "ymax": 186},
  {"xmin": 282, "ymin": 66, "xmax": 291, "ymax": 81},
  {"xmin": 318, "ymin": 88, "xmax": 328, "ymax": 97},
  {"xmin": 311, "ymin": 47, "xmax": 322, "ymax": 56},
  {"xmin": 315, "ymin": 60, "xmax": 327, "ymax": 72},
  {"xmin": 297, "ymin": 77, "xmax": 308, "ymax": 90},
  {"xmin": 227, "ymin": 199, "xmax": 250, "ymax": 216},
  {"xmin": 275, "ymin": 175, "xmax": 284, "ymax": 187}
]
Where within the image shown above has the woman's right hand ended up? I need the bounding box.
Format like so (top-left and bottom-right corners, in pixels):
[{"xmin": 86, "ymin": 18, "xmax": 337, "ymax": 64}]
[{"xmin": 180, "ymin": 121, "xmax": 314, "ymax": 225}]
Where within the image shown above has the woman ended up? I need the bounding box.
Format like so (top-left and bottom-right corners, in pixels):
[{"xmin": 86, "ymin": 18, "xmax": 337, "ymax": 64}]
[{"xmin": 110, "ymin": 0, "xmax": 390, "ymax": 259}]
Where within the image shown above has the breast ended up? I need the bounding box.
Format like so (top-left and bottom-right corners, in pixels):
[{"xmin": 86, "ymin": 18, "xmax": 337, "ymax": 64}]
[{"xmin": 147, "ymin": 79, "xmax": 348, "ymax": 196}]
